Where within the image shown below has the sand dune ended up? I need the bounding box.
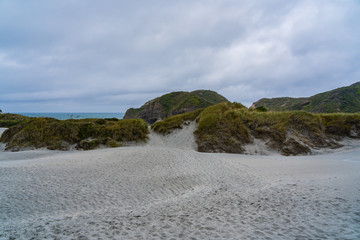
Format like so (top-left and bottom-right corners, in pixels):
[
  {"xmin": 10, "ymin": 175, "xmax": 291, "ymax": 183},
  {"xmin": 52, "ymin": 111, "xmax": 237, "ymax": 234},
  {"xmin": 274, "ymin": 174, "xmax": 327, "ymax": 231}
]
[{"xmin": 1, "ymin": 125, "xmax": 360, "ymax": 239}]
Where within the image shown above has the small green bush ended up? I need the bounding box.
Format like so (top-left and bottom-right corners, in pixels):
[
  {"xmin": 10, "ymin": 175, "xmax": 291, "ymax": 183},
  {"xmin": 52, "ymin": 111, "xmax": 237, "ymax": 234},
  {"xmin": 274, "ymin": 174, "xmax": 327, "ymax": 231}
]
[
  {"xmin": 255, "ymin": 106, "xmax": 268, "ymax": 112},
  {"xmin": 0, "ymin": 113, "xmax": 29, "ymax": 127}
]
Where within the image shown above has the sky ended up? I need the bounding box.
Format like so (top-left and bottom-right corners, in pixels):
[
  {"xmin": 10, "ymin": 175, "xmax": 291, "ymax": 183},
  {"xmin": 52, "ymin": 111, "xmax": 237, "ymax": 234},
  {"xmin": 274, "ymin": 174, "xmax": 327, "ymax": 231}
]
[{"xmin": 1, "ymin": 0, "xmax": 360, "ymax": 113}]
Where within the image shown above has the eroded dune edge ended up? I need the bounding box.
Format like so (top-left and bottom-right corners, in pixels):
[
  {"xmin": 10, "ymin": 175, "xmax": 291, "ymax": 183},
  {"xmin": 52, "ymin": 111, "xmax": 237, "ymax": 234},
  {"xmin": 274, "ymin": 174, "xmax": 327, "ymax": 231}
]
[{"xmin": 0, "ymin": 124, "xmax": 359, "ymax": 239}]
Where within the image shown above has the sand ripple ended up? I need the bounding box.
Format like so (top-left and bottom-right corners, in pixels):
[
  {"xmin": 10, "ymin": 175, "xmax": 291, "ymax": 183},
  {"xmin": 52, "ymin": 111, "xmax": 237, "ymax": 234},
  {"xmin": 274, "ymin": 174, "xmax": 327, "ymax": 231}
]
[{"xmin": 1, "ymin": 124, "xmax": 359, "ymax": 239}]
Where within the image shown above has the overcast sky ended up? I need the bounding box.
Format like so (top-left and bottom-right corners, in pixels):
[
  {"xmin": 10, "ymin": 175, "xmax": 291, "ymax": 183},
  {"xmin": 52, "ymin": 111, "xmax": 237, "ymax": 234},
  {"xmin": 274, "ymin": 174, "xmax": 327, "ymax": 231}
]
[{"xmin": 1, "ymin": 0, "xmax": 360, "ymax": 112}]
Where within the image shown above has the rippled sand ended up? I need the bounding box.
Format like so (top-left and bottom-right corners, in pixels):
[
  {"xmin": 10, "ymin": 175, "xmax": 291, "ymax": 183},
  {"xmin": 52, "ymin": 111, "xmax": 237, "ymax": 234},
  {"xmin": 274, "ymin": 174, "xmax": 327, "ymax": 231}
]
[{"xmin": 1, "ymin": 125, "xmax": 359, "ymax": 239}]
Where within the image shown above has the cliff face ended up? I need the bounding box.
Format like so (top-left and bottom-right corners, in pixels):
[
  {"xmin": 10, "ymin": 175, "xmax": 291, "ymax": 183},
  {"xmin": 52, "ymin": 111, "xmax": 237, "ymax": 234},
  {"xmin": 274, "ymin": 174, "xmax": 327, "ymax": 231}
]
[
  {"xmin": 253, "ymin": 82, "xmax": 360, "ymax": 113},
  {"xmin": 124, "ymin": 90, "xmax": 228, "ymax": 124}
]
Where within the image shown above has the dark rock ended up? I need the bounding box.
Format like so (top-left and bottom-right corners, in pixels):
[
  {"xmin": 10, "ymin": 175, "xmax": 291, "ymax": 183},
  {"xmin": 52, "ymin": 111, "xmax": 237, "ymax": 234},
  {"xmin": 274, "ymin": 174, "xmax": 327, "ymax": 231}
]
[
  {"xmin": 281, "ymin": 138, "xmax": 311, "ymax": 156},
  {"xmin": 76, "ymin": 139, "xmax": 100, "ymax": 150}
]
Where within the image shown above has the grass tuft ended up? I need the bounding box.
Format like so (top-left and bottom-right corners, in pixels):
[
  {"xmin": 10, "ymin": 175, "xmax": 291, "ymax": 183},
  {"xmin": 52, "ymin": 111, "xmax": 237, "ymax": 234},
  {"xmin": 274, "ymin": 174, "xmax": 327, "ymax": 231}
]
[{"xmin": 151, "ymin": 109, "xmax": 203, "ymax": 134}]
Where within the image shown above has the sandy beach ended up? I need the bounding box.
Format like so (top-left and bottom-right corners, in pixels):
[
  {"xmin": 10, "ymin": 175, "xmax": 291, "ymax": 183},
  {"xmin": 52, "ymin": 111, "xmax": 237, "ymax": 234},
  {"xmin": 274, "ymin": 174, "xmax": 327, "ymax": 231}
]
[{"xmin": 1, "ymin": 125, "xmax": 359, "ymax": 240}]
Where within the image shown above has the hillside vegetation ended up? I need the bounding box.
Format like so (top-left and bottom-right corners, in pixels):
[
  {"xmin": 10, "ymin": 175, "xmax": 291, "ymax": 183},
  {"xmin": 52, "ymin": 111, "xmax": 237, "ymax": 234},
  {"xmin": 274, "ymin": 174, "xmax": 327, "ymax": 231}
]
[
  {"xmin": 153, "ymin": 102, "xmax": 360, "ymax": 155},
  {"xmin": 124, "ymin": 90, "xmax": 228, "ymax": 124},
  {"xmin": 253, "ymin": 82, "xmax": 360, "ymax": 113},
  {"xmin": 1, "ymin": 118, "xmax": 149, "ymax": 151}
]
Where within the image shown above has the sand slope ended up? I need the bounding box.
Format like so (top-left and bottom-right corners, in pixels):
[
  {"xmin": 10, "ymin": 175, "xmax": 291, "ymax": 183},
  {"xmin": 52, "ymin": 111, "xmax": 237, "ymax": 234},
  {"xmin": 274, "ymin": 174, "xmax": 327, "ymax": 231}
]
[{"xmin": 1, "ymin": 124, "xmax": 360, "ymax": 239}]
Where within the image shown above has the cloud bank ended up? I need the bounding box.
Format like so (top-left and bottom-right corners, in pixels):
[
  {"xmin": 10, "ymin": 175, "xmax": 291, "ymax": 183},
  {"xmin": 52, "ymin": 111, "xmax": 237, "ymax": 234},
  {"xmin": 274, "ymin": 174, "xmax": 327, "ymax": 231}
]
[{"xmin": 1, "ymin": 0, "xmax": 360, "ymax": 112}]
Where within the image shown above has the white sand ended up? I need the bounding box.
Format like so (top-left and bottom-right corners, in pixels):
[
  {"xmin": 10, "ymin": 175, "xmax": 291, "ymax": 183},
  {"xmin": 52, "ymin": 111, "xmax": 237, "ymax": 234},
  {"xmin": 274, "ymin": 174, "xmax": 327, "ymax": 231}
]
[{"xmin": 1, "ymin": 124, "xmax": 360, "ymax": 239}]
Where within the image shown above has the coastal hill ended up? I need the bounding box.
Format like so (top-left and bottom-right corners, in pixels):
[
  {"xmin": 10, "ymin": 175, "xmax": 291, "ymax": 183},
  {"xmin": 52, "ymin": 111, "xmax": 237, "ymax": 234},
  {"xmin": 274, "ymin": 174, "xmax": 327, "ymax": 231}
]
[
  {"xmin": 123, "ymin": 90, "xmax": 228, "ymax": 124},
  {"xmin": 252, "ymin": 82, "xmax": 360, "ymax": 113}
]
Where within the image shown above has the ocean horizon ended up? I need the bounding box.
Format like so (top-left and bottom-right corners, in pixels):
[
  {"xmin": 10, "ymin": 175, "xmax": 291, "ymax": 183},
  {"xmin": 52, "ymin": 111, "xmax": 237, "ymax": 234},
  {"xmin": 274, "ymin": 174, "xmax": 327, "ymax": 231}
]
[{"xmin": 15, "ymin": 112, "xmax": 125, "ymax": 120}]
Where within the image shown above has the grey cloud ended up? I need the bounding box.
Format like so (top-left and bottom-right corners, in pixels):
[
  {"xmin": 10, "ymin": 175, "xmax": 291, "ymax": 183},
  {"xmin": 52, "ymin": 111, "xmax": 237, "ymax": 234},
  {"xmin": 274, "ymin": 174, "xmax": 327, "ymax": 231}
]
[{"xmin": 0, "ymin": 0, "xmax": 360, "ymax": 112}]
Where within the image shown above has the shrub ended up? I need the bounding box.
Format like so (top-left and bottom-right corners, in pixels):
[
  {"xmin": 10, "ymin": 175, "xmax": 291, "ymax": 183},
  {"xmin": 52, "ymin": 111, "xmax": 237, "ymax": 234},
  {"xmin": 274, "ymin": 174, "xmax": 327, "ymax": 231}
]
[
  {"xmin": 0, "ymin": 114, "xmax": 29, "ymax": 127},
  {"xmin": 255, "ymin": 106, "xmax": 268, "ymax": 112}
]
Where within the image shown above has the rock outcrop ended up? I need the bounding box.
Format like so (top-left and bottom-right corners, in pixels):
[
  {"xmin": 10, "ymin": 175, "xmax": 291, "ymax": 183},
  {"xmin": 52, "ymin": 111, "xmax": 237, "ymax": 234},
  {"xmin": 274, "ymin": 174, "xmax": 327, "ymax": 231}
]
[{"xmin": 124, "ymin": 90, "xmax": 228, "ymax": 124}]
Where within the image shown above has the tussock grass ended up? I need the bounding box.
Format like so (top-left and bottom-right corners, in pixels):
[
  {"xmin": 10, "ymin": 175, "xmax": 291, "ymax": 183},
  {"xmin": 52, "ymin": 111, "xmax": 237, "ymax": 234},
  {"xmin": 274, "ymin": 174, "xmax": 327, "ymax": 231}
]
[
  {"xmin": 195, "ymin": 102, "xmax": 251, "ymax": 153},
  {"xmin": 151, "ymin": 109, "xmax": 203, "ymax": 134},
  {"xmin": 319, "ymin": 113, "xmax": 360, "ymax": 136},
  {"xmin": 193, "ymin": 102, "xmax": 360, "ymax": 155},
  {"xmin": 0, "ymin": 118, "xmax": 149, "ymax": 151},
  {"xmin": 153, "ymin": 101, "xmax": 360, "ymax": 155}
]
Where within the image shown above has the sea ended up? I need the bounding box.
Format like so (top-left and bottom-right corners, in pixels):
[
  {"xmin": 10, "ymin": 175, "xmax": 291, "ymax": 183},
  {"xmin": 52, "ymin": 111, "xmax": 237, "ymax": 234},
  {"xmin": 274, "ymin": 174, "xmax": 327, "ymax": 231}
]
[{"xmin": 15, "ymin": 113, "xmax": 125, "ymax": 120}]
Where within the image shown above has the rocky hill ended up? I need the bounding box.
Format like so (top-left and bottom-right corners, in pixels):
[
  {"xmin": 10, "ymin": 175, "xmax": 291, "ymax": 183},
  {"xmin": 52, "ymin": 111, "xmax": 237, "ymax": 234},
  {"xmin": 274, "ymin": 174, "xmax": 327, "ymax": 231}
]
[
  {"xmin": 124, "ymin": 90, "xmax": 228, "ymax": 124},
  {"xmin": 252, "ymin": 82, "xmax": 360, "ymax": 113}
]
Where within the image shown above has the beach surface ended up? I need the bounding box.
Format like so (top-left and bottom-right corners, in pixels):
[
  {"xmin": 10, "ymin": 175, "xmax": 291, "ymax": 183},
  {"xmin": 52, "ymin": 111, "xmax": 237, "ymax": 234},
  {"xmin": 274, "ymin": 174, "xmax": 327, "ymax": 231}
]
[{"xmin": 0, "ymin": 125, "xmax": 359, "ymax": 239}]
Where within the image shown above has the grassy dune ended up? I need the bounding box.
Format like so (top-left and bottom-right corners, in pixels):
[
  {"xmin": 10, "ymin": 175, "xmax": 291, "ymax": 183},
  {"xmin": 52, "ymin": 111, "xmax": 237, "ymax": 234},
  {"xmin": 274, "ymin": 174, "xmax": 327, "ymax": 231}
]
[
  {"xmin": 153, "ymin": 102, "xmax": 360, "ymax": 155},
  {"xmin": 1, "ymin": 118, "xmax": 149, "ymax": 151},
  {"xmin": 2, "ymin": 103, "xmax": 359, "ymax": 154}
]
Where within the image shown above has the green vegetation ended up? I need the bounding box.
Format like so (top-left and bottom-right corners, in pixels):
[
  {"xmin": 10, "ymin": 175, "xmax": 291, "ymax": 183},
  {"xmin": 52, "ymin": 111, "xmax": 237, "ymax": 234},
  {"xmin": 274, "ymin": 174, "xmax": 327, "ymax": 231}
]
[
  {"xmin": 190, "ymin": 102, "xmax": 360, "ymax": 155},
  {"xmin": 151, "ymin": 109, "xmax": 203, "ymax": 134},
  {"xmin": 0, "ymin": 113, "xmax": 29, "ymax": 127},
  {"xmin": 253, "ymin": 82, "xmax": 360, "ymax": 113},
  {"xmin": 253, "ymin": 97, "xmax": 307, "ymax": 112},
  {"xmin": 0, "ymin": 118, "xmax": 149, "ymax": 151},
  {"xmin": 123, "ymin": 108, "xmax": 142, "ymax": 119},
  {"xmin": 124, "ymin": 90, "xmax": 228, "ymax": 123},
  {"xmin": 157, "ymin": 90, "xmax": 227, "ymax": 116},
  {"xmin": 320, "ymin": 113, "xmax": 360, "ymax": 136},
  {"xmin": 195, "ymin": 102, "xmax": 250, "ymax": 153},
  {"xmin": 255, "ymin": 106, "xmax": 268, "ymax": 112}
]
